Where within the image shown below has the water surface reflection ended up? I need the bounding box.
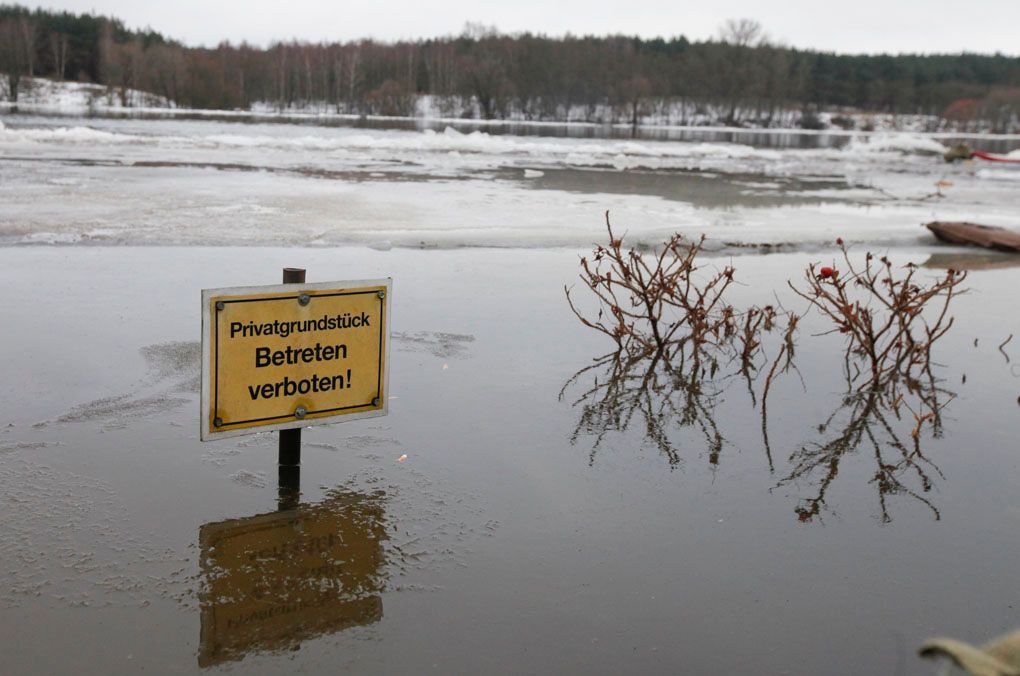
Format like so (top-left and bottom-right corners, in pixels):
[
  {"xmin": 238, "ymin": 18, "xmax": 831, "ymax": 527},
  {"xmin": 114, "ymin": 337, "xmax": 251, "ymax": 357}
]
[
  {"xmin": 779, "ymin": 381, "xmax": 951, "ymax": 524},
  {"xmin": 563, "ymin": 346, "xmax": 956, "ymax": 524},
  {"xmin": 197, "ymin": 491, "xmax": 387, "ymax": 667},
  {"xmin": 561, "ymin": 350, "xmax": 724, "ymax": 468}
]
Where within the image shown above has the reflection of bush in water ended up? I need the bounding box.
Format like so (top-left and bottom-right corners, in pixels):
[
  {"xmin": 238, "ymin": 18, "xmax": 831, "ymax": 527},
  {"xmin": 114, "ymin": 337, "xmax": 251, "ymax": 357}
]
[
  {"xmin": 563, "ymin": 347, "xmax": 956, "ymax": 522},
  {"xmin": 779, "ymin": 380, "xmax": 952, "ymax": 524},
  {"xmin": 561, "ymin": 350, "xmax": 725, "ymax": 468}
]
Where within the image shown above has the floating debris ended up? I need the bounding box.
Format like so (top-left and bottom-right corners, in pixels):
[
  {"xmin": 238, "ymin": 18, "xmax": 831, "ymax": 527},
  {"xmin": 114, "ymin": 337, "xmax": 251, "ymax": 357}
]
[{"xmin": 926, "ymin": 222, "xmax": 1020, "ymax": 253}]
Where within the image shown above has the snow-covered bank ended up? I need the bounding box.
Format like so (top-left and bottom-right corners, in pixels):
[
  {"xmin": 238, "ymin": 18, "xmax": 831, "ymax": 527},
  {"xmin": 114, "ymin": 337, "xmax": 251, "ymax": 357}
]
[
  {"xmin": 263, "ymin": 94, "xmax": 994, "ymax": 135},
  {"xmin": 0, "ymin": 77, "xmax": 172, "ymax": 112},
  {"xmin": 5, "ymin": 77, "xmax": 1020, "ymax": 140}
]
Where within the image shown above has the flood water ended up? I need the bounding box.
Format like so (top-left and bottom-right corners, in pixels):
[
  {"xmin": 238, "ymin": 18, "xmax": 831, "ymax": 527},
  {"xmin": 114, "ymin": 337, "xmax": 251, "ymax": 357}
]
[
  {"xmin": 2, "ymin": 113, "xmax": 1020, "ymax": 674},
  {"xmin": 1, "ymin": 246, "xmax": 1019, "ymax": 674}
]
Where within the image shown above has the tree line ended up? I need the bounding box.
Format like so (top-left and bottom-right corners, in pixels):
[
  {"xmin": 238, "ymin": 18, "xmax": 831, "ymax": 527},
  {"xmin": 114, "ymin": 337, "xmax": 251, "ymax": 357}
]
[{"xmin": 2, "ymin": 7, "xmax": 1018, "ymax": 130}]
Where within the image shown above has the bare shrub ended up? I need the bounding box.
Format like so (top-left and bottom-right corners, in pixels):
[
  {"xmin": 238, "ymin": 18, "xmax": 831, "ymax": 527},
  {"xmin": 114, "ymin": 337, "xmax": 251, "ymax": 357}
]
[
  {"xmin": 565, "ymin": 212, "xmax": 792, "ymax": 371},
  {"xmin": 789, "ymin": 240, "xmax": 966, "ymax": 392}
]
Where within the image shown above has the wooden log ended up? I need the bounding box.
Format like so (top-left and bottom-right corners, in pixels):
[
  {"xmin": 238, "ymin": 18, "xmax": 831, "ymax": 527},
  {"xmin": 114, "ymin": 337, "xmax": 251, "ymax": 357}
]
[{"xmin": 925, "ymin": 221, "xmax": 1020, "ymax": 253}]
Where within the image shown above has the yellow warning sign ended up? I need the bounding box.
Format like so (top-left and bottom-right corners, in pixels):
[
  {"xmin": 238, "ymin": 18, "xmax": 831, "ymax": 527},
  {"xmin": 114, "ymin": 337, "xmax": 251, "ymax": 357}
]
[{"xmin": 201, "ymin": 279, "xmax": 390, "ymax": 440}]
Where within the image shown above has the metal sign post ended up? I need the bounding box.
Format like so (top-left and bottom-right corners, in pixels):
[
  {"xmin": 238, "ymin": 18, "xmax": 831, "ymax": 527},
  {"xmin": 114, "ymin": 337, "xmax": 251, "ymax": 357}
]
[{"xmin": 278, "ymin": 267, "xmax": 305, "ymax": 508}]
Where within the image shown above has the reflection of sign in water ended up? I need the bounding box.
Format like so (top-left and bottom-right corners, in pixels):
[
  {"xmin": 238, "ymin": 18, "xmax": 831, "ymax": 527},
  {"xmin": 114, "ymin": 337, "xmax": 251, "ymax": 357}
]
[
  {"xmin": 198, "ymin": 493, "xmax": 386, "ymax": 667},
  {"xmin": 200, "ymin": 279, "xmax": 391, "ymax": 440}
]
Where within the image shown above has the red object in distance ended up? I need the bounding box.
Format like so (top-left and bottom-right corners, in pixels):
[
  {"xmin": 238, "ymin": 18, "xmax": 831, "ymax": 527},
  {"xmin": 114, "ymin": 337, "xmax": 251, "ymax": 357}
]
[{"xmin": 971, "ymin": 150, "xmax": 1020, "ymax": 164}]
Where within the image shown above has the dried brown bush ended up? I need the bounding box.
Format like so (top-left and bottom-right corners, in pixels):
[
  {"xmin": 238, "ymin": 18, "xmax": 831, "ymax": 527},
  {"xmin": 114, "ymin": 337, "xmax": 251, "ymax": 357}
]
[
  {"xmin": 789, "ymin": 241, "xmax": 966, "ymax": 392},
  {"xmin": 564, "ymin": 213, "xmax": 732, "ymax": 355},
  {"xmin": 565, "ymin": 212, "xmax": 794, "ymax": 372}
]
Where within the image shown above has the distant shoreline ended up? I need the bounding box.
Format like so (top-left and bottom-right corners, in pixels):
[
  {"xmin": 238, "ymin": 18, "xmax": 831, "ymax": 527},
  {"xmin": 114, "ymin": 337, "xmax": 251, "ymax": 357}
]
[{"xmin": 4, "ymin": 103, "xmax": 1020, "ymax": 141}]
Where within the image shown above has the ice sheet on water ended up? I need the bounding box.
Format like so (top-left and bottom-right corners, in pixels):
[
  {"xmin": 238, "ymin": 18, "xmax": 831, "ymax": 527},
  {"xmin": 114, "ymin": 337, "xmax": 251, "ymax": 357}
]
[
  {"xmin": 843, "ymin": 133, "xmax": 948, "ymax": 156},
  {"xmin": 0, "ymin": 123, "xmax": 152, "ymax": 145},
  {"xmin": 2, "ymin": 121, "xmax": 783, "ymax": 164},
  {"xmin": 977, "ymin": 168, "xmax": 1020, "ymax": 182},
  {"xmin": 0, "ymin": 458, "xmax": 188, "ymax": 609},
  {"xmin": 2, "ymin": 115, "xmax": 1016, "ymax": 251},
  {"xmin": 40, "ymin": 341, "xmax": 200, "ymax": 430},
  {"xmin": 0, "ymin": 118, "xmax": 958, "ymax": 161},
  {"xmin": 228, "ymin": 469, "xmax": 268, "ymax": 488},
  {"xmin": 392, "ymin": 331, "xmax": 476, "ymax": 359}
]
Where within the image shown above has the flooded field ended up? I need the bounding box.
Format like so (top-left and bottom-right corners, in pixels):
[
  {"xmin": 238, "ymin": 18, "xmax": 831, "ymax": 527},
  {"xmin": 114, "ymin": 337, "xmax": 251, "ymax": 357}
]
[
  {"xmin": 1, "ymin": 114, "xmax": 1019, "ymax": 674},
  {"xmin": 2, "ymin": 113, "xmax": 1019, "ymax": 250}
]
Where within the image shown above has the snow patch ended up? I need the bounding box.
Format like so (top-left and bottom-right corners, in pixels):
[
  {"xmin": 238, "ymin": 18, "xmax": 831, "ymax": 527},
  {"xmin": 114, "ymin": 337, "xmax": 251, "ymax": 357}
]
[
  {"xmin": 0, "ymin": 77, "xmax": 172, "ymax": 111},
  {"xmin": 843, "ymin": 133, "xmax": 947, "ymax": 156}
]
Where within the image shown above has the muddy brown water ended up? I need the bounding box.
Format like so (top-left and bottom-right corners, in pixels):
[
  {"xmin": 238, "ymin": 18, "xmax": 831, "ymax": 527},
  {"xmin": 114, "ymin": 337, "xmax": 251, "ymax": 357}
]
[{"xmin": 0, "ymin": 246, "xmax": 1018, "ymax": 674}]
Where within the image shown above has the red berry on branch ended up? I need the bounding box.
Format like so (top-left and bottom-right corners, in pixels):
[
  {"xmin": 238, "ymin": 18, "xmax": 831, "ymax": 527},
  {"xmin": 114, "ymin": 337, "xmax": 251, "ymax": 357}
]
[
  {"xmin": 836, "ymin": 237, "xmax": 844, "ymax": 246},
  {"xmin": 819, "ymin": 266, "xmax": 835, "ymax": 279}
]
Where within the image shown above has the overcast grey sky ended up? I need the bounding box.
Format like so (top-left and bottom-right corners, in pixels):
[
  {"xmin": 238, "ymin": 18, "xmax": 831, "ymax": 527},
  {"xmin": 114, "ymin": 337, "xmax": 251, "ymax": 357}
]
[{"xmin": 27, "ymin": 0, "xmax": 1020, "ymax": 55}]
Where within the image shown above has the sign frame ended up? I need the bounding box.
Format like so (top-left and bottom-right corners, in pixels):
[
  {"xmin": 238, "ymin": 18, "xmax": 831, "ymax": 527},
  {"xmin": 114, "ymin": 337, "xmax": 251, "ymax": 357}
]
[{"xmin": 200, "ymin": 277, "xmax": 391, "ymax": 441}]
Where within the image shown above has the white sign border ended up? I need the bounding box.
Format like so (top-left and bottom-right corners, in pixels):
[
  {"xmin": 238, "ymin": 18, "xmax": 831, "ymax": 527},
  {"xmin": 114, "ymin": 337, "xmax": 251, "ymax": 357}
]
[{"xmin": 200, "ymin": 277, "xmax": 392, "ymax": 441}]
